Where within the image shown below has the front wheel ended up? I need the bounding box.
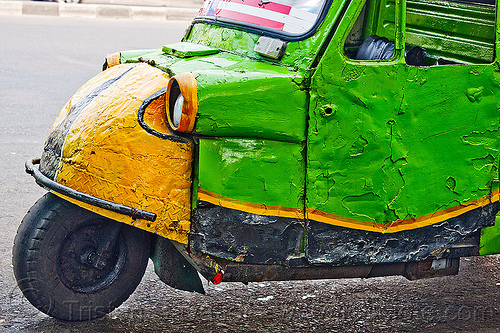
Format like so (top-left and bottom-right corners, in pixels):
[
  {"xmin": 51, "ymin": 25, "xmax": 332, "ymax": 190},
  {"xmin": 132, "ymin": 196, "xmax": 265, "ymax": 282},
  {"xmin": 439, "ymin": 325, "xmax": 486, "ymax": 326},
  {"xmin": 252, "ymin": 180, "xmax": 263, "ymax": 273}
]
[{"xmin": 13, "ymin": 193, "xmax": 151, "ymax": 321}]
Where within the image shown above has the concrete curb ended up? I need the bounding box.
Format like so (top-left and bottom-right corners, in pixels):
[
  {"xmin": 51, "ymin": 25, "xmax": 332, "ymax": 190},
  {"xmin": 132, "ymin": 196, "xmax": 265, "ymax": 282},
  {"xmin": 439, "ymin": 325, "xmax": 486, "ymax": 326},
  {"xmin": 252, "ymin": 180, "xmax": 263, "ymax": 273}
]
[{"xmin": 0, "ymin": 0, "xmax": 198, "ymax": 20}]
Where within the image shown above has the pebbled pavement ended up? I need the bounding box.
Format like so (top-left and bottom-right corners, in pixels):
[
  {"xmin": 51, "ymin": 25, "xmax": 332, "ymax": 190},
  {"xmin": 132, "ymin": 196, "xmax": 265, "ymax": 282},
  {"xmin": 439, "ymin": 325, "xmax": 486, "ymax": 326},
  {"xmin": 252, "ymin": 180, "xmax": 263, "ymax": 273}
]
[{"xmin": 0, "ymin": 0, "xmax": 201, "ymax": 21}]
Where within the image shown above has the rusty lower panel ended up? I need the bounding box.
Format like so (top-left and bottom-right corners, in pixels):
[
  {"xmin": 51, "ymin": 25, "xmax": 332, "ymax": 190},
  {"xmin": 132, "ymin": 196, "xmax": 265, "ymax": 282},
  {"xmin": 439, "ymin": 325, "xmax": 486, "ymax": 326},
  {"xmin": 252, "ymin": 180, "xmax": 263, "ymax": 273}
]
[
  {"xmin": 213, "ymin": 258, "xmax": 458, "ymax": 283},
  {"xmin": 191, "ymin": 198, "xmax": 499, "ymax": 267},
  {"xmin": 223, "ymin": 263, "xmax": 376, "ymax": 282},
  {"xmin": 306, "ymin": 201, "xmax": 500, "ymax": 265},
  {"xmin": 220, "ymin": 254, "xmax": 460, "ymax": 282},
  {"xmin": 190, "ymin": 201, "xmax": 304, "ymax": 265},
  {"xmin": 404, "ymin": 259, "xmax": 460, "ymax": 280}
]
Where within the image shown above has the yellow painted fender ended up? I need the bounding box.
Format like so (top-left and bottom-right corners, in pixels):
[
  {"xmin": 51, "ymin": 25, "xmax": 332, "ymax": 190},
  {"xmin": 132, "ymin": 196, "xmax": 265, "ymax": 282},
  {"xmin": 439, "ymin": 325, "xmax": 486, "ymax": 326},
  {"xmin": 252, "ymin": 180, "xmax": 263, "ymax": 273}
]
[{"xmin": 45, "ymin": 63, "xmax": 192, "ymax": 244}]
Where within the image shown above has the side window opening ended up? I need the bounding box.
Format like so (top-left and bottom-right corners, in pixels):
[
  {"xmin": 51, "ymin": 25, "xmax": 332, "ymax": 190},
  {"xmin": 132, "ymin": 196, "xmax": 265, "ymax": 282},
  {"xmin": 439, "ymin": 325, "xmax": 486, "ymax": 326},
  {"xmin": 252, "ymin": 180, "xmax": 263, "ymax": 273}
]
[
  {"xmin": 344, "ymin": 0, "xmax": 397, "ymax": 61},
  {"xmin": 344, "ymin": 2, "xmax": 369, "ymax": 59},
  {"xmin": 344, "ymin": 0, "xmax": 496, "ymax": 65},
  {"xmin": 405, "ymin": 0, "xmax": 496, "ymax": 65}
]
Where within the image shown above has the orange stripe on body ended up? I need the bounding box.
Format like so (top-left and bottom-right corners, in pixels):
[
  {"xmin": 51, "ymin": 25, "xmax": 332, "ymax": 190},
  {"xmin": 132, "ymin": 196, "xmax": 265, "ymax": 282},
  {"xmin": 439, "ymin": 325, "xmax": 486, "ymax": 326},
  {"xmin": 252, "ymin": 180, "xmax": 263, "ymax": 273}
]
[
  {"xmin": 198, "ymin": 188, "xmax": 499, "ymax": 233},
  {"xmin": 197, "ymin": 188, "xmax": 304, "ymax": 219}
]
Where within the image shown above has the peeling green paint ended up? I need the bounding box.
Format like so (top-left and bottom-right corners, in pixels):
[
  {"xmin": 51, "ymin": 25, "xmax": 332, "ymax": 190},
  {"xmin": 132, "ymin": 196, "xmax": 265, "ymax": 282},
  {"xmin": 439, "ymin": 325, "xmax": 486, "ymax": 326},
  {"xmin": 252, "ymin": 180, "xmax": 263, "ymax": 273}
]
[
  {"xmin": 197, "ymin": 138, "xmax": 305, "ymax": 209},
  {"xmin": 349, "ymin": 135, "xmax": 369, "ymax": 156},
  {"xmin": 195, "ymin": 68, "xmax": 308, "ymax": 143},
  {"xmin": 480, "ymin": 214, "xmax": 500, "ymax": 255},
  {"xmin": 466, "ymin": 86, "xmax": 484, "ymax": 103},
  {"xmin": 114, "ymin": 0, "xmax": 500, "ymax": 256},
  {"xmin": 446, "ymin": 177, "xmax": 456, "ymax": 192},
  {"xmin": 307, "ymin": 0, "xmax": 500, "ymax": 226},
  {"xmin": 185, "ymin": 0, "xmax": 346, "ymax": 74}
]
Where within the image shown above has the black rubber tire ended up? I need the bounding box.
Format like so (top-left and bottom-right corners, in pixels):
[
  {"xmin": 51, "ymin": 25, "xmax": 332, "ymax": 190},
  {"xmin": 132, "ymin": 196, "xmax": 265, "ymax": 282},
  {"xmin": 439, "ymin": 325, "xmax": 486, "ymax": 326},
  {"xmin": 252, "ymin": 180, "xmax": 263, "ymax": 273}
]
[{"xmin": 12, "ymin": 193, "xmax": 151, "ymax": 321}]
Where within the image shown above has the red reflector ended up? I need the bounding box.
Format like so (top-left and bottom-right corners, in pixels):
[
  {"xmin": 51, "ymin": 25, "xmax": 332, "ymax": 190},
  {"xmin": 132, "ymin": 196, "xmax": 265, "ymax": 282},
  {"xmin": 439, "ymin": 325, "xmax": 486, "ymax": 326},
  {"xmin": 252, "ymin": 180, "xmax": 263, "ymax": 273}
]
[{"xmin": 212, "ymin": 272, "xmax": 223, "ymax": 284}]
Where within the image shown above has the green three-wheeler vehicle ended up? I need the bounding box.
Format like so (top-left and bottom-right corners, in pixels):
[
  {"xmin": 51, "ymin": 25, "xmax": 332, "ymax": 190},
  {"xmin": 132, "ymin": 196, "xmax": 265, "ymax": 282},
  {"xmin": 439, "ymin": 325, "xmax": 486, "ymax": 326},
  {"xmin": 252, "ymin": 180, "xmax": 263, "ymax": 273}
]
[{"xmin": 13, "ymin": 0, "xmax": 500, "ymax": 321}]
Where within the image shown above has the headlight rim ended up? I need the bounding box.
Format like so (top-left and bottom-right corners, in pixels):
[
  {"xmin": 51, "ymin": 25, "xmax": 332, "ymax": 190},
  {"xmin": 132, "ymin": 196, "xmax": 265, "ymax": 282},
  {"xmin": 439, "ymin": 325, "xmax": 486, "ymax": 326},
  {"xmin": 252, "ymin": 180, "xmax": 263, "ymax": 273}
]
[
  {"xmin": 103, "ymin": 52, "xmax": 121, "ymax": 71},
  {"xmin": 166, "ymin": 72, "xmax": 198, "ymax": 133}
]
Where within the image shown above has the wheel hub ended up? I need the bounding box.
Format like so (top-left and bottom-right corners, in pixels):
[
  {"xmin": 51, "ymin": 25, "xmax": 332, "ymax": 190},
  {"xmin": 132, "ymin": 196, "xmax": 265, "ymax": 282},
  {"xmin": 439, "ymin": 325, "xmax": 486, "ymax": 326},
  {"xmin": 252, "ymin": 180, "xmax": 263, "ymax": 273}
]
[{"xmin": 57, "ymin": 221, "xmax": 127, "ymax": 294}]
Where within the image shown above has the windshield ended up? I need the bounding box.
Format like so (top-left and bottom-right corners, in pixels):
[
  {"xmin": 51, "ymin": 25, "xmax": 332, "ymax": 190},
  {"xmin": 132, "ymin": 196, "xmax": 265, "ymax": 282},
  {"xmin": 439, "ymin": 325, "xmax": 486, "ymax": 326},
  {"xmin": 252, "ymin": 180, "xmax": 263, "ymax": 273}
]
[{"xmin": 196, "ymin": 0, "xmax": 328, "ymax": 36}]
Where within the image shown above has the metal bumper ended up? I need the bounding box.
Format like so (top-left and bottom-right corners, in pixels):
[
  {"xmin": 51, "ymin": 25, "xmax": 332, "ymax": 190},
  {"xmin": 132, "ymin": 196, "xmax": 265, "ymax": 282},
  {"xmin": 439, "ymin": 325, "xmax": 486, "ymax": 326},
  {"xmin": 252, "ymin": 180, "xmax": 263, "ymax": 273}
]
[{"xmin": 25, "ymin": 158, "xmax": 157, "ymax": 222}]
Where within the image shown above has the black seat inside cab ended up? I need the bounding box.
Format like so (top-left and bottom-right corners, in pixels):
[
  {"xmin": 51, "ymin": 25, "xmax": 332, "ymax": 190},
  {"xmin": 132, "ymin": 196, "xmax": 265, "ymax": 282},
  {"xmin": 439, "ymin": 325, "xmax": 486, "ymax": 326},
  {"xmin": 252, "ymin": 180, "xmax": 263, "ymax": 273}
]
[{"xmin": 355, "ymin": 35, "xmax": 427, "ymax": 66}]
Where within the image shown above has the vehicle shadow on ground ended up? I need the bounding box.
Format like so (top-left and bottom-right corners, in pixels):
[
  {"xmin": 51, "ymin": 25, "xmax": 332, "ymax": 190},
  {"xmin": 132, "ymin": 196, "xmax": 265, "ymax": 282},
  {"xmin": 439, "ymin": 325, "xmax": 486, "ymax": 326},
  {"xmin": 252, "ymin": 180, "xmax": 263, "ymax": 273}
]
[{"xmin": 6, "ymin": 255, "xmax": 500, "ymax": 333}]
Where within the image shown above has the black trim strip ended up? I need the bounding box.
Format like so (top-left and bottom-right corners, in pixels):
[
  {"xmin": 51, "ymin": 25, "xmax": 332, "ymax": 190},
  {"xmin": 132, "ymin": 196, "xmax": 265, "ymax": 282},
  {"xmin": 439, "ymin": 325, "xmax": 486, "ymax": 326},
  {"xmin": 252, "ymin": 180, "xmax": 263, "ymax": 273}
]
[
  {"xmin": 26, "ymin": 158, "xmax": 157, "ymax": 222},
  {"xmin": 137, "ymin": 87, "xmax": 190, "ymax": 143},
  {"xmin": 311, "ymin": 0, "xmax": 352, "ymax": 68}
]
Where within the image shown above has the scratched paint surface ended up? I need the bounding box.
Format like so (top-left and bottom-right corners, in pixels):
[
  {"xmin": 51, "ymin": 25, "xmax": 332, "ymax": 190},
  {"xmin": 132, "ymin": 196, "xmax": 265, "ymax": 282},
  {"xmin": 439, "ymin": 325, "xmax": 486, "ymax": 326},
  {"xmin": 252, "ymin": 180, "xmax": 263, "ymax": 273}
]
[
  {"xmin": 307, "ymin": 0, "xmax": 500, "ymax": 231},
  {"xmin": 117, "ymin": 0, "xmax": 348, "ymax": 143},
  {"xmin": 195, "ymin": 69, "xmax": 308, "ymax": 143},
  {"xmin": 37, "ymin": 0, "xmax": 500, "ymax": 256},
  {"xmin": 197, "ymin": 138, "xmax": 305, "ymax": 211},
  {"xmin": 41, "ymin": 63, "xmax": 193, "ymax": 243},
  {"xmin": 119, "ymin": 0, "xmax": 500, "ymax": 245},
  {"xmin": 121, "ymin": 47, "xmax": 313, "ymax": 142},
  {"xmin": 112, "ymin": 5, "xmax": 344, "ymax": 216}
]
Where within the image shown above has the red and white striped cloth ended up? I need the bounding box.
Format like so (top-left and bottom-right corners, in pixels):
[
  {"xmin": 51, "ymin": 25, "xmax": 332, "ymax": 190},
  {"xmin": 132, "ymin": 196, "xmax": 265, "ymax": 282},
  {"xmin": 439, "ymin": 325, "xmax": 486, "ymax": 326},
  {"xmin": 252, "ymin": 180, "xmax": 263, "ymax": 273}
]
[{"xmin": 199, "ymin": 0, "xmax": 319, "ymax": 34}]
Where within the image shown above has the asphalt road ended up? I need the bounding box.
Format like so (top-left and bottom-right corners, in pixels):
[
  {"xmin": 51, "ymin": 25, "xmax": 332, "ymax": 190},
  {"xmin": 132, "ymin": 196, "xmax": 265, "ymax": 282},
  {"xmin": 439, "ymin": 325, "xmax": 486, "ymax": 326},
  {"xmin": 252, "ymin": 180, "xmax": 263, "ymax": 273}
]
[{"xmin": 0, "ymin": 15, "xmax": 499, "ymax": 333}]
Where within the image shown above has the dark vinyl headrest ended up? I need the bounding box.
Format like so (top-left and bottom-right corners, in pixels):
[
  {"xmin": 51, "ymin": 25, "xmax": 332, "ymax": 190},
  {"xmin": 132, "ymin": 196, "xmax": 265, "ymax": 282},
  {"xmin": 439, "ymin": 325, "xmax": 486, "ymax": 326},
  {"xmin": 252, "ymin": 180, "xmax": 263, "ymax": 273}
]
[
  {"xmin": 355, "ymin": 35, "xmax": 395, "ymax": 60},
  {"xmin": 355, "ymin": 35, "xmax": 427, "ymax": 66}
]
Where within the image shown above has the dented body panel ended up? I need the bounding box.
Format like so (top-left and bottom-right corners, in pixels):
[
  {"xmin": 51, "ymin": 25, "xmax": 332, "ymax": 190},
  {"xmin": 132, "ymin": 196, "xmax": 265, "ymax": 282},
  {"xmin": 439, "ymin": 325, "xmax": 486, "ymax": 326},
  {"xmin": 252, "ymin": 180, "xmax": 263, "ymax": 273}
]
[
  {"xmin": 26, "ymin": 0, "xmax": 500, "ymax": 291},
  {"xmin": 40, "ymin": 64, "xmax": 193, "ymax": 243},
  {"xmin": 308, "ymin": 34, "xmax": 500, "ymax": 231}
]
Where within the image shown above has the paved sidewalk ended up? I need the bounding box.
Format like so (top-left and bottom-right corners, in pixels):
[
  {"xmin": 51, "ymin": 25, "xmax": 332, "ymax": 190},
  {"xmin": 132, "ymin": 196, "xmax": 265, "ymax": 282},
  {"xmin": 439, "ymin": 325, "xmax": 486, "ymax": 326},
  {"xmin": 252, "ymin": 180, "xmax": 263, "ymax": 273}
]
[{"xmin": 0, "ymin": 0, "xmax": 201, "ymax": 20}]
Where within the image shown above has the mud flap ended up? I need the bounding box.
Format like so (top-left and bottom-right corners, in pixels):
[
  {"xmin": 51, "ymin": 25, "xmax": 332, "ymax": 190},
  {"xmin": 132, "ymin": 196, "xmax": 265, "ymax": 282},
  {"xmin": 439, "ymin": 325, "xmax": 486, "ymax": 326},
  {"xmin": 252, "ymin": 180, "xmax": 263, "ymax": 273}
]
[{"xmin": 151, "ymin": 236, "xmax": 205, "ymax": 294}]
